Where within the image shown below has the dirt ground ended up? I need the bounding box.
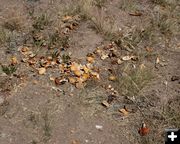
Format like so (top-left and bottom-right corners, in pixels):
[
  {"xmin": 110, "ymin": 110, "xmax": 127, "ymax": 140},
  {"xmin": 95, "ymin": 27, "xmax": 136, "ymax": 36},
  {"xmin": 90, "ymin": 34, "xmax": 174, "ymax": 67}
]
[{"xmin": 0, "ymin": 0, "xmax": 180, "ymax": 144}]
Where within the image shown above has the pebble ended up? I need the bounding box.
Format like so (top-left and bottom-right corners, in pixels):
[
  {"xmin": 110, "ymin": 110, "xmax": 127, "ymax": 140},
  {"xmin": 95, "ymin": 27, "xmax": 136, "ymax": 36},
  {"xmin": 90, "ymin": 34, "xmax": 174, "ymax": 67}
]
[
  {"xmin": 95, "ymin": 125, "xmax": 103, "ymax": 130},
  {"xmin": 0, "ymin": 96, "xmax": 5, "ymax": 105},
  {"xmin": 171, "ymin": 76, "xmax": 180, "ymax": 81}
]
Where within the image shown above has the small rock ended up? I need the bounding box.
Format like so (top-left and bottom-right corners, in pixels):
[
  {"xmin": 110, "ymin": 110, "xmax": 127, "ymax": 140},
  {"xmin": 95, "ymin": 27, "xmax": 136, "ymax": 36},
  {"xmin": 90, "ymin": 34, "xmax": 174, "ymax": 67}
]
[
  {"xmin": 108, "ymin": 85, "xmax": 112, "ymax": 89},
  {"xmin": 72, "ymin": 140, "xmax": 80, "ymax": 144},
  {"xmin": 164, "ymin": 81, "xmax": 168, "ymax": 86},
  {"xmin": 119, "ymin": 108, "xmax": 128, "ymax": 116},
  {"xmin": 51, "ymin": 86, "xmax": 63, "ymax": 92},
  {"xmin": 122, "ymin": 55, "xmax": 135, "ymax": 61},
  {"xmin": 38, "ymin": 67, "xmax": 46, "ymax": 75},
  {"xmin": 55, "ymin": 77, "xmax": 67, "ymax": 85},
  {"xmin": 0, "ymin": 96, "xmax": 5, "ymax": 105},
  {"xmin": 95, "ymin": 125, "xmax": 103, "ymax": 130},
  {"xmin": 101, "ymin": 53, "xmax": 109, "ymax": 60},
  {"xmin": 171, "ymin": 76, "xmax": 180, "ymax": 81},
  {"xmin": 107, "ymin": 95, "xmax": 116, "ymax": 104},
  {"xmin": 108, "ymin": 75, "xmax": 116, "ymax": 81},
  {"xmin": 101, "ymin": 100, "xmax": 110, "ymax": 108},
  {"xmin": 0, "ymin": 73, "xmax": 8, "ymax": 77},
  {"xmin": 117, "ymin": 59, "xmax": 123, "ymax": 64}
]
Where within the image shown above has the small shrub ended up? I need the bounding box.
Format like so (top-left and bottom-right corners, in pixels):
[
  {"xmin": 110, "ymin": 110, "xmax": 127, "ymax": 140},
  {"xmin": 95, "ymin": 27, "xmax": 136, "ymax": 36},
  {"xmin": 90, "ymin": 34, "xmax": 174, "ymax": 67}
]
[
  {"xmin": 93, "ymin": 0, "xmax": 106, "ymax": 8},
  {"xmin": 3, "ymin": 19, "xmax": 21, "ymax": 31},
  {"xmin": 1, "ymin": 65, "xmax": 17, "ymax": 75},
  {"xmin": 0, "ymin": 27, "xmax": 7, "ymax": 45},
  {"xmin": 151, "ymin": 0, "xmax": 167, "ymax": 5},
  {"xmin": 32, "ymin": 14, "xmax": 51, "ymax": 30},
  {"xmin": 90, "ymin": 14, "xmax": 117, "ymax": 40},
  {"xmin": 116, "ymin": 67, "xmax": 154, "ymax": 97}
]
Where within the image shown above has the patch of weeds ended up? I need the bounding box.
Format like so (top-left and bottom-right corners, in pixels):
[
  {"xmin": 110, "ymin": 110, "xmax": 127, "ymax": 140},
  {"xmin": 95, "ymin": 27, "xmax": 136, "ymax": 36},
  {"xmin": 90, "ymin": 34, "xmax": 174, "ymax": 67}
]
[
  {"xmin": 35, "ymin": 39, "xmax": 45, "ymax": 47},
  {"xmin": 150, "ymin": 1, "xmax": 179, "ymax": 37},
  {"xmin": 62, "ymin": 0, "xmax": 92, "ymax": 20},
  {"xmin": 133, "ymin": 25, "xmax": 157, "ymax": 47},
  {"xmin": 62, "ymin": 2, "xmax": 82, "ymax": 17},
  {"xmin": 116, "ymin": 67, "xmax": 154, "ymax": 97},
  {"xmin": 123, "ymin": 29, "xmax": 143, "ymax": 47},
  {"xmin": 115, "ymin": 22, "xmax": 164, "ymax": 50},
  {"xmin": 164, "ymin": 96, "xmax": 180, "ymax": 127},
  {"xmin": 3, "ymin": 18, "xmax": 21, "ymax": 31},
  {"xmin": 1, "ymin": 65, "xmax": 17, "ymax": 76},
  {"xmin": 32, "ymin": 30, "xmax": 46, "ymax": 48},
  {"xmin": 28, "ymin": 112, "xmax": 37, "ymax": 126},
  {"xmin": 151, "ymin": 0, "xmax": 167, "ymax": 5},
  {"xmin": 138, "ymin": 95, "xmax": 180, "ymax": 143},
  {"xmin": 78, "ymin": 0, "xmax": 94, "ymax": 20},
  {"xmin": 48, "ymin": 32, "xmax": 60, "ymax": 48},
  {"xmin": 42, "ymin": 111, "xmax": 51, "ymax": 142},
  {"xmin": 138, "ymin": 49, "xmax": 158, "ymax": 61},
  {"xmin": 32, "ymin": 13, "xmax": 51, "ymax": 30},
  {"xmin": 140, "ymin": 25, "xmax": 157, "ymax": 45},
  {"xmin": 27, "ymin": 4, "xmax": 35, "ymax": 18},
  {"xmin": 48, "ymin": 32, "xmax": 69, "ymax": 49},
  {"xmin": 0, "ymin": 100, "xmax": 9, "ymax": 116},
  {"xmin": 59, "ymin": 36, "xmax": 69, "ymax": 48},
  {"xmin": 0, "ymin": 27, "xmax": 7, "ymax": 45},
  {"xmin": 93, "ymin": 0, "xmax": 106, "ymax": 8},
  {"xmin": 114, "ymin": 28, "xmax": 145, "ymax": 51},
  {"xmin": 119, "ymin": 0, "xmax": 139, "ymax": 12},
  {"xmin": 51, "ymin": 49, "xmax": 60, "ymax": 59},
  {"xmin": 154, "ymin": 14, "xmax": 171, "ymax": 35},
  {"xmin": 62, "ymin": 54, "xmax": 71, "ymax": 63},
  {"xmin": 90, "ymin": 17, "xmax": 103, "ymax": 33},
  {"xmin": 78, "ymin": 81, "xmax": 104, "ymax": 106},
  {"xmin": 106, "ymin": 33, "xmax": 117, "ymax": 41},
  {"xmin": 90, "ymin": 14, "xmax": 117, "ymax": 40},
  {"xmin": 5, "ymin": 33, "xmax": 19, "ymax": 54},
  {"xmin": 150, "ymin": 12, "xmax": 178, "ymax": 37}
]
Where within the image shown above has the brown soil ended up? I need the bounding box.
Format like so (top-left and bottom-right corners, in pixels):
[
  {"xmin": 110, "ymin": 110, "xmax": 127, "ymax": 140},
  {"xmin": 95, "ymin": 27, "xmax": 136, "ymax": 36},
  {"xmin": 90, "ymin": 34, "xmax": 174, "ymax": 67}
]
[{"xmin": 0, "ymin": 0, "xmax": 179, "ymax": 144}]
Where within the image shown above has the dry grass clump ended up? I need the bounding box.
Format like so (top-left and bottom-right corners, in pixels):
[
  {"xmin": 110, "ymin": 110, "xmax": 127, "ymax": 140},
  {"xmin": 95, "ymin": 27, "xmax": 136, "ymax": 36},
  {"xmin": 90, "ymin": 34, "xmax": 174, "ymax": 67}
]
[
  {"xmin": 119, "ymin": 0, "xmax": 140, "ymax": 12},
  {"xmin": 61, "ymin": 0, "xmax": 93, "ymax": 20},
  {"xmin": 1, "ymin": 10, "xmax": 28, "ymax": 32},
  {"xmin": 116, "ymin": 66, "xmax": 154, "ymax": 97},
  {"xmin": 90, "ymin": 13, "xmax": 117, "ymax": 40},
  {"xmin": 0, "ymin": 27, "xmax": 7, "ymax": 45}
]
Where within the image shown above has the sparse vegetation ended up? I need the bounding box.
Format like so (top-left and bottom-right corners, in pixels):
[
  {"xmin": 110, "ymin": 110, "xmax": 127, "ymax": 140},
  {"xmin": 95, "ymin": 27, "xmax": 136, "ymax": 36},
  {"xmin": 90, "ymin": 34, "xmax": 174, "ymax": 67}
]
[
  {"xmin": 62, "ymin": 0, "xmax": 93, "ymax": 20},
  {"xmin": 116, "ymin": 67, "xmax": 154, "ymax": 97},
  {"xmin": 48, "ymin": 32, "xmax": 69, "ymax": 49},
  {"xmin": 42, "ymin": 111, "xmax": 51, "ymax": 142},
  {"xmin": 28, "ymin": 112, "xmax": 37, "ymax": 126},
  {"xmin": 3, "ymin": 18, "xmax": 21, "ymax": 31},
  {"xmin": 119, "ymin": 0, "xmax": 139, "ymax": 12},
  {"xmin": 165, "ymin": 96, "xmax": 180, "ymax": 127},
  {"xmin": 62, "ymin": 2, "xmax": 82, "ymax": 17},
  {"xmin": 150, "ymin": 13, "xmax": 177, "ymax": 36},
  {"xmin": 139, "ymin": 25, "xmax": 157, "ymax": 46},
  {"xmin": 48, "ymin": 32, "xmax": 60, "ymax": 49},
  {"xmin": 51, "ymin": 49, "xmax": 60, "ymax": 59},
  {"xmin": 93, "ymin": 0, "xmax": 106, "ymax": 8},
  {"xmin": 32, "ymin": 13, "xmax": 51, "ymax": 30},
  {"xmin": 90, "ymin": 14, "xmax": 117, "ymax": 40},
  {"xmin": 0, "ymin": 27, "xmax": 7, "ymax": 45},
  {"xmin": 1, "ymin": 65, "xmax": 17, "ymax": 75},
  {"xmin": 62, "ymin": 53, "xmax": 71, "ymax": 63},
  {"xmin": 151, "ymin": 0, "xmax": 167, "ymax": 5}
]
